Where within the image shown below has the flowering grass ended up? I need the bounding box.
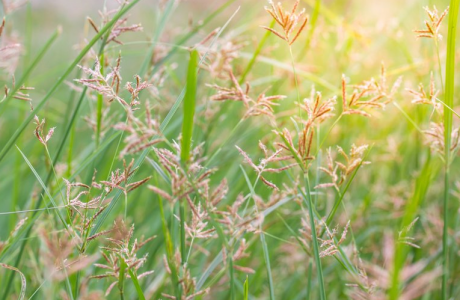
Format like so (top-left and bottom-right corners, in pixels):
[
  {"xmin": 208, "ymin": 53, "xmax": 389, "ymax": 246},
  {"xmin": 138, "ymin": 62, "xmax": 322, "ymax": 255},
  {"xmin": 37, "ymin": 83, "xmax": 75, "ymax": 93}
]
[{"xmin": 0, "ymin": 0, "xmax": 459, "ymax": 299}]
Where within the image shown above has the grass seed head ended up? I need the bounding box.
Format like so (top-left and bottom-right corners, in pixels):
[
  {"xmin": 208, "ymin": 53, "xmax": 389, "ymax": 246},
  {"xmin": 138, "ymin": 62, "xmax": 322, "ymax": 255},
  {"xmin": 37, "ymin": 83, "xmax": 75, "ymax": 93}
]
[{"xmin": 262, "ymin": 0, "xmax": 309, "ymax": 45}]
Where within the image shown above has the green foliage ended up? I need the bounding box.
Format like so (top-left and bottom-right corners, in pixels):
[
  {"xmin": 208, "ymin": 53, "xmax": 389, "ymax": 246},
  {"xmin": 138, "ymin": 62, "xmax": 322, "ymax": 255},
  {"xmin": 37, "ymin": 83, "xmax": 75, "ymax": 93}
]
[{"xmin": 0, "ymin": 1, "xmax": 459, "ymax": 299}]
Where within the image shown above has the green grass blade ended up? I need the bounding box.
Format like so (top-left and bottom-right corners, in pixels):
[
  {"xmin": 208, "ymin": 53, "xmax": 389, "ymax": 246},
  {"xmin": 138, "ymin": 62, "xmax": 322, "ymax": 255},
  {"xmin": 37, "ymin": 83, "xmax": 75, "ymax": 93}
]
[
  {"xmin": 155, "ymin": 176, "xmax": 181, "ymax": 299},
  {"xmin": 260, "ymin": 231, "xmax": 275, "ymax": 300},
  {"xmin": 243, "ymin": 276, "xmax": 249, "ymax": 300},
  {"xmin": 389, "ymin": 156, "xmax": 434, "ymax": 300},
  {"xmin": 180, "ymin": 50, "xmax": 199, "ymax": 163},
  {"xmin": 118, "ymin": 256, "xmax": 127, "ymax": 300},
  {"xmin": 229, "ymin": 253, "xmax": 236, "ymax": 300},
  {"xmin": 160, "ymin": 7, "xmax": 240, "ymax": 133},
  {"xmin": 15, "ymin": 146, "xmax": 68, "ymax": 231},
  {"xmin": 128, "ymin": 269, "xmax": 146, "ymax": 300}
]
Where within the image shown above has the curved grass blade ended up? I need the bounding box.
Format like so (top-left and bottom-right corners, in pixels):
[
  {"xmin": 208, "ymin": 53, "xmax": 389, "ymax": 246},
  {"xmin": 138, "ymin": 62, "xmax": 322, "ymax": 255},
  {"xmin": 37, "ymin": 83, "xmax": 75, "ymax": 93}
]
[{"xmin": 15, "ymin": 146, "xmax": 68, "ymax": 231}]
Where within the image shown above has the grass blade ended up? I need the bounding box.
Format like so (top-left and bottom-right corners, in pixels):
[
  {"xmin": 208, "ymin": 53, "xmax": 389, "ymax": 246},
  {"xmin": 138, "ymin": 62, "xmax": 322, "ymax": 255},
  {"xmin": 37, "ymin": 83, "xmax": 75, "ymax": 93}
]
[
  {"xmin": 118, "ymin": 256, "xmax": 127, "ymax": 300},
  {"xmin": 180, "ymin": 50, "xmax": 199, "ymax": 163},
  {"xmin": 243, "ymin": 276, "xmax": 249, "ymax": 300},
  {"xmin": 15, "ymin": 146, "xmax": 68, "ymax": 231},
  {"xmin": 260, "ymin": 231, "xmax": 275, "ymax": 300},
  {"xmin": 128, "ymin": 269, "xmax": 146, "ymax": 300},
  {"xmin": 389, "ymin": 156, "xmax": 434, "ymax": 300}
]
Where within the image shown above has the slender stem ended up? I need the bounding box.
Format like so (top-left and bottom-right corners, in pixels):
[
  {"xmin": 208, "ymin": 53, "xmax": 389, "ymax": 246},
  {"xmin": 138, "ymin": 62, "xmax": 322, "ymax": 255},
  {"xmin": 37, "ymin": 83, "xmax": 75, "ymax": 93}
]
[
  {"xmin": 229, "ymin": 252, "xmax": 236, "ymax": 300},
  {"xmin": 442, "ymin": 170, "xmax": 450, "ymax": 299},
  {"xmin": 240, "ymin": 19, "xmax": 275, "ymax": 84},
  {"xmin": 435, "ymin": 39, "xmax": 444, "ymax": 94},
  {"xmin": 180, "ymin": 201, "xmax": 186, "ymax": 266},
  {"xmin": 289, "ymin": 46, "xmax": 302, "ymax": 117},
  {"xmin": 96, "ymin": 53, "xmax": 105, "ymax": 147},
  {"xmin": 304, "ymin": 173, "xmax": 326, "ymax": 300}
]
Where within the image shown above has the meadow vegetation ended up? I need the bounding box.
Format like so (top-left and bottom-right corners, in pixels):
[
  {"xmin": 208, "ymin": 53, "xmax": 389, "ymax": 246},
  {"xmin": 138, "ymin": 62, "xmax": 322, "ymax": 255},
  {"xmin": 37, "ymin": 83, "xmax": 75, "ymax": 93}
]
[{"xmin": 0, "ymin": 0, "xmax": 459, "ymax": 299}]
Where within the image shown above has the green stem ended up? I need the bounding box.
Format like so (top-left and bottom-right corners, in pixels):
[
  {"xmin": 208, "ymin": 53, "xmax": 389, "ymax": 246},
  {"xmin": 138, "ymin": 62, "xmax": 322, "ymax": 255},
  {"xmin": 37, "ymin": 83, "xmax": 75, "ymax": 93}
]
[
  {"xmin": 180, "ymin": 201, "xmax": 186, "ymax": 266},
  {"xmin": 96, "ymin": 53, "xmax": 105, "ymax": 147},
  {"xmin": 442, "ymin": 170, "xmax": 450, "ymax": 300},
  {"xmin": 443, "ymin": 1, "xmax": 459, "ymax": 299},
  {"xmin": 239, "ymin": 19, "xmax": 275, "ymax": 84},
  {"xmin": 304, "ymin": 174, "xmax": 326, "ymax": 300},
  {"xmin": 289, "ymin": 46, "xmax": 302, "ymax": 117}
]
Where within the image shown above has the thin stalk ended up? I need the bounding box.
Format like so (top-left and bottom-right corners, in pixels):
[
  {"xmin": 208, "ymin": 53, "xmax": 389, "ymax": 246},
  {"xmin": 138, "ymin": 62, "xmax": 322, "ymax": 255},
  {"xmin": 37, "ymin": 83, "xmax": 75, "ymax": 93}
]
[
  {"xmin": 306, "ymin": 260, "xmax": 313, "ymax": 299},
  {"xmin": 158, "ymin": 192, "xmax": 181, "ymax": 299},
  {"xmin": 289, "ymin": 46, "xmax": 302, "ymax": 117},
  {"xmin": 229, "ymin": 253, "xmax": 236, "ymax": 300},
  {"xmin": 435, "ymin": 39, "xmax": 445, "ymax": 94},
  {"xmin": 303, "ymin": 173, "xmax": 326, "ymax": 300},
  {"xmin": 180, "ymin": 201, "xmax": 186, "ymax": 266},
  {"xmin": 239, "ymin": 19, "xmax": 275, "ymax": 84},
  {"xmin": 96, "ymin": 52, "xmax": 105, "ymax": 147}
]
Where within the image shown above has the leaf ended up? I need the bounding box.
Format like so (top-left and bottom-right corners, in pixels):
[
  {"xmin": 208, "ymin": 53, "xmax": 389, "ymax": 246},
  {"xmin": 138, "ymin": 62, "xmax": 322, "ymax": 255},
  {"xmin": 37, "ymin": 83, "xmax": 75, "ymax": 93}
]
[
  {"xmin": 128, "ymin": 269, "xmax": 146, "ymax": 300},
  {"xmin": 180, "ymin": 49, "xmax": 199, "ymax": 163}
]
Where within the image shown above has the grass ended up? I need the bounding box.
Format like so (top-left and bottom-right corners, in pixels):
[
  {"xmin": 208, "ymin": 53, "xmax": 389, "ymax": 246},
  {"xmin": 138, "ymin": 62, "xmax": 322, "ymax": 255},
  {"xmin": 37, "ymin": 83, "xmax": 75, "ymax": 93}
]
[
  {"xmin": 180, "ymin": 49, "xmax": 199, "ymax": 163},
  {"xmin": 0, "ymin": 0, "xmax": 460, "ymax": 299}
]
